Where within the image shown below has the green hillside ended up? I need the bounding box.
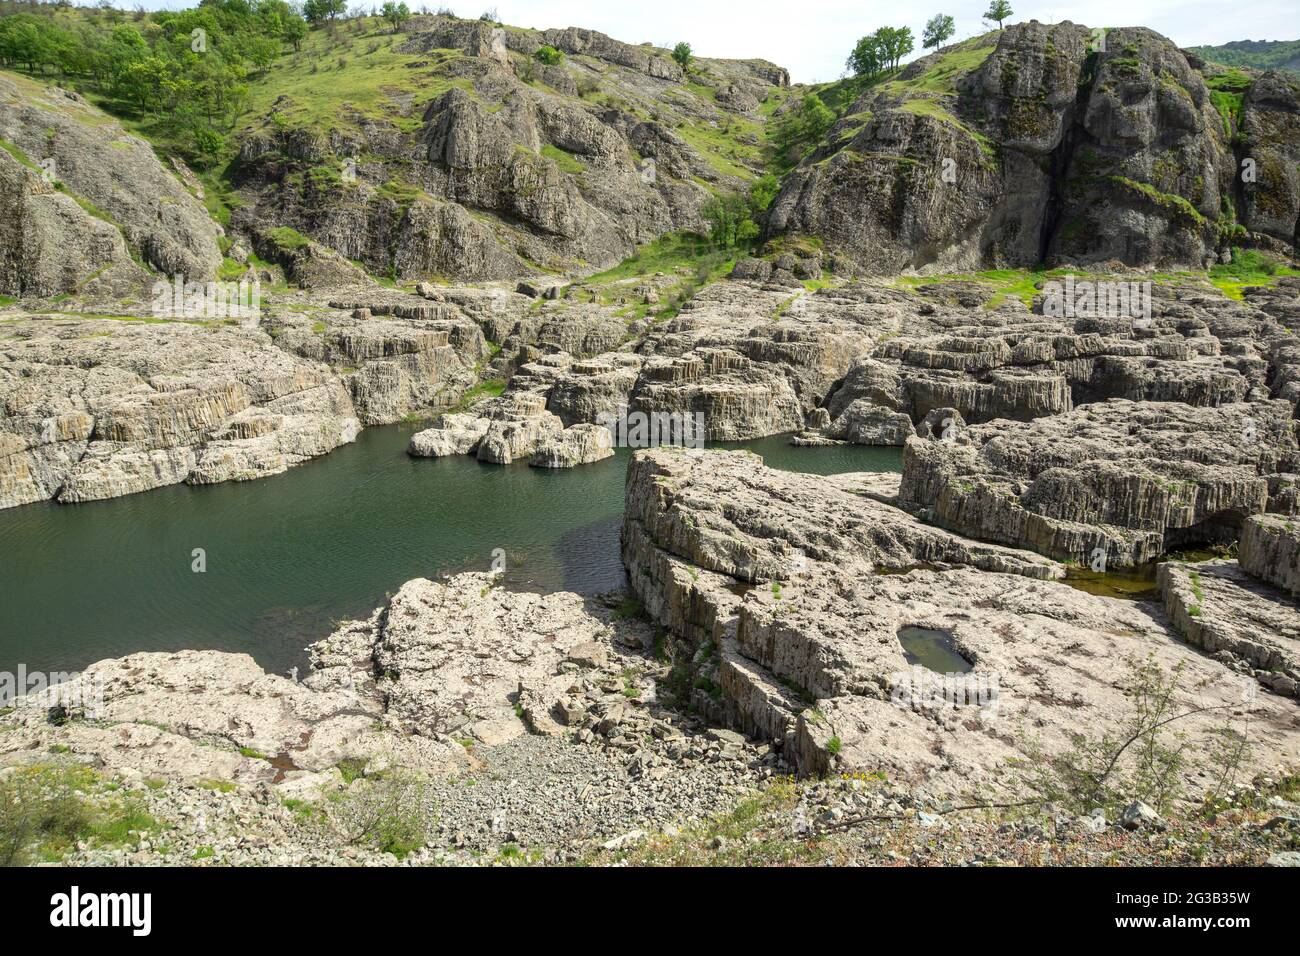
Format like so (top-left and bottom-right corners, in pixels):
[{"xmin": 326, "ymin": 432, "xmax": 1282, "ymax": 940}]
[{"xmin": 1188, "ymin": 39, "xmax": 1300, "ymax": 74}]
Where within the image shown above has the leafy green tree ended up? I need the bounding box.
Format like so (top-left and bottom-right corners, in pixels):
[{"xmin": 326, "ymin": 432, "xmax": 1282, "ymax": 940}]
[
  {"xmin": 984, "ymin": 0, "xmax": 1013, "ymax": 29},
  {"xmin": 281, "ymin": 11, "xmax": 307, "ymax": 50},
  {"xmin": 113, "ymin": 55, "xmax": 175, "ymax": 113},
  {"xmin": 672, "ymin": 41, "xmax": 693, "ymax": 70},
  {"xmin": 798, "ymin": 92, "xmax": 834, "ymax": 140},
  {"xmin": 748, "ymin": 173, "xmax": 780, "ymax": 213},
  {"xmin": 381, "ymin": 1, "xmax": 411, "ymax": 33},
  {"xmin": 258, "ymin": 0, "xmax": 308, "ymax": 50},
  {"xmin": 303, "ymin": 0, "xmax": 347, "ymax": 23},
  {"xmin": 880, "ymin": 26, "xmax": 914, "ymax": 69},
  {"xmin": 189, "ymin": 124, "xmax": 227, "ymax": 165},
  {"xmin": 702, "ymin": 193, "xmax": 759, "ymax": 249},
  {"xmin": 847, "ymin": 26, "xmax": 914, "ymax": 76},
  {"xmin": 846, "ymin": 33, "xmax": 883, "ymax": 77},
  {"xmin": 0, "ymin": 16, "xmax": 48, "ymax": 72},
  {"xmin": 922, "ymin": 14, "xmax": 955, "ymax": 49}
]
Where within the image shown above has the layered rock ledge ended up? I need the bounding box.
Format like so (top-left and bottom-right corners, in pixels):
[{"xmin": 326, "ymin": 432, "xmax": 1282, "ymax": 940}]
[
  {"xmin": 897, "ymin": 399, "xmax": 1300, "ymax": 568},
  {"xmin": 0, "ymin": 318, "xmax": 362, "ymax": 508},
  {"xmin": 621, "ymin": 447, "xmax": 1300, "ymax": 795}
]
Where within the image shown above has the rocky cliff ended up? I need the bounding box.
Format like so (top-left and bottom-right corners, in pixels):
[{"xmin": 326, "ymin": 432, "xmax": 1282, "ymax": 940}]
[
  {"xmin": 768, "ymin": 22, "xmax": 1300, "ymax": 273},
  {"xmin": 3, "ymin": 17, "xmax": 1297, "ymax": 295},
  {"xmin": 0, "ymin": 71, "xmax": 223, "ymax": 292},
  {"xmin": 230, "ymin": 15, "xmax": 786, "ymax": 282}
]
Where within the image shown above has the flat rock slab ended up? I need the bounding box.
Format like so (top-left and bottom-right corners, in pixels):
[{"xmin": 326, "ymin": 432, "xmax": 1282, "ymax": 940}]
[
  {"xmin": 1158, "ymin": 559, "xmax": 1300, "ymax": 698},
  {"xmin": 309, "ymin": 573, "xmax": 649, "ymax": 746},
  {"xmin": 0, "ymin": 649, "xmax": 468, "ymax": 793}
]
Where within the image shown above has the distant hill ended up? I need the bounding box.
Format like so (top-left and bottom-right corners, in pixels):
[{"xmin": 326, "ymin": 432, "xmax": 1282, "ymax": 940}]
[{"xmin": 1187, "ymin": 39, "xmax": 1300, "ymax": 74}]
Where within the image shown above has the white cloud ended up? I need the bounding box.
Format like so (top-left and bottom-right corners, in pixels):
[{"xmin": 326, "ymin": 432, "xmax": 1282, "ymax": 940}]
[{"xmin": 113, "ymin": 0, "xmax": 1300, "ymax": 84}]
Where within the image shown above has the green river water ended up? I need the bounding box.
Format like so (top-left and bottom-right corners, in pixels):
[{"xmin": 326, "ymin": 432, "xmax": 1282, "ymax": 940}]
[{"xmin": 0, "ymin": 427, "xmax": 901, "ymax": 678}]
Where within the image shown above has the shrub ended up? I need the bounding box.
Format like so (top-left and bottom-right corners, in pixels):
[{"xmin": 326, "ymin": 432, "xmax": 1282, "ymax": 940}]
[
  {"xmin": 328, "ymin": 771, "xmax": 437, "ymax": 859},
  {"xmin": 535, "ymin": 45, "xmax": 564, "ymax": 66},
  {"xmin": 1016, "ymin": 655, "xmax": 1247, "ymax": 814}
]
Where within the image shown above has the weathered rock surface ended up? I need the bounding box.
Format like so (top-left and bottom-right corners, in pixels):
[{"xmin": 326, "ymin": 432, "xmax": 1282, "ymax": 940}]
[
  {"xmin": 408, "ymin": 411, "xmax": 491, "ymax": 457},
  {"xmin": 311, "ymin": 573, "xmax": 628, "ymax": 745},
  {"xmin": 1158, "ymin": 559, "xmax": 1300, "ymax": 697},
  {"xmin": 266, "ymin": 296, "xmax": 489, "ymax": 425},
  {"xmin": 486, "ymin": 280, "xmax": 886, "ymax": 444},
  {"xmin": 0, "ymin": 649, "xmax": 469, "ymax": 792},
  {"xmin": 1238, "ymin": 71, "xmax": 1300, "ymax": 246},
  {"xmin": 231, "ymin": 15, "xmax": 785, "ymax": 281},
  {"xmin": 621, "ymin": 447, "xmax": 1300, "ymax": 793},
  {"xmin": 897, "ymin": 399, "xmax": 1300, "ymax": 567},
  {"xmin": 0, "ymin": 149, "xmax": 147, "ymax": 299},
  {"xmin": 768, "ymin": 23, "xmax": 1296, "ymax": 273},
  {"xmin": 0, "ymin": 72, "xmax": 222, "ymax": 283},
  {"xmin": 1240, "ymin": 513, "xmax": 1300, "ymax": 597},
  {"xmin": 530, "ymin": 422, "xmax": 614, "ymax": 467},
  {"xmin": 0, "ymin": 317, "xmax": 361, "ymax": 509},
  {"xmin": 803, "ymin": 271, "xmax": 1295, "ymax": 446}
]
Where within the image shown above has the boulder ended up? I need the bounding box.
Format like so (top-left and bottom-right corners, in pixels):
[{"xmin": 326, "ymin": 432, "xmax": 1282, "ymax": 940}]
[
  {"xmin": 1240, "ymin": 513, "xmax": 1300, "ymax": 597},
  {"xmin": 530, "ymin": 423, "xmax": 615, "ymax": 468},
  {"xmin": 409, "ymin": 413, "xmax": 492, "ymax": 457}
]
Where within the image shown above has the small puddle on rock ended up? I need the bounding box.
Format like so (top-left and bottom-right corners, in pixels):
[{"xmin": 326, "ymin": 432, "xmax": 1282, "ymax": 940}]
[
  {"xmin": 268, "ymin": 751, "xmax": 301, "ymax": 784},
  {"xmin": 725, "ymin": 580, "xmax": 755, "ymax": 598},
  {"xmin": 897, "ymin": 626, "xmax": 973, "ymax": 673},
  {"xmin": 1063, "ymin": 566, "xmax": 1159, "ymax": 601}
]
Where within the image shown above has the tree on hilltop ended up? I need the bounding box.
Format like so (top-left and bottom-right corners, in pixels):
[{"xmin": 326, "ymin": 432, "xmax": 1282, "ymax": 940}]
[
  {"xmin": 923, "ymin": 14, "xmax": 955, "ymax": 49},
  {"xmin": 984, "ymin": 0, "xmax": 1013, "ymax": 29}
]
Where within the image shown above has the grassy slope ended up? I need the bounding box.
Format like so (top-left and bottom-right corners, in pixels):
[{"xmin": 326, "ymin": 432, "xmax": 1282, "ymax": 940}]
[{"xmin": 238, "ymin": 23, "xmax": 468, "ymax": 134}]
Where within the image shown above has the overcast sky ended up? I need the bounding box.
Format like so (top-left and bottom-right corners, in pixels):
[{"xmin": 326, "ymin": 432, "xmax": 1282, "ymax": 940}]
[{"xmin": 115, "ymin": 0, "xmax": 1300, "ymax": 83}]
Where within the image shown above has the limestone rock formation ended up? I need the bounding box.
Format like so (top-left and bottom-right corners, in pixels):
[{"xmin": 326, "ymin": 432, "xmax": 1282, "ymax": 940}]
[
  {"xmin": 310, "ymin": 573, "xmax": 634, "ymax": 745},
  {"xmin": 0, "ymin": 317, "xmax": 361, "ymax": 509},
  {"xmin": 0, "ymin": 649, "xmax": 470, "ymax": 792},
  {"xmin": 1240, "ymin": 513, "xmax": 1300, "ymax": 596},
  {"xmin": 1158, "ymin": 559, "xmax": 1299, "ymax": 697},
  {"xmin": 0, "ymin": 73, "xmax": 222, "ymax": 283},
  {"xmin": 267, "ymin": 298, "xmax": 489, "ymax": 425},
  {"xmin": 408, "ymin": 412, "xmax": 491, "ymax": 457},
  {"xmin": 621, "ymin": 447, "xmax": 1300, "ymax": 791},
  {"xmin": 768, "ymin": 23, "xmax": 1296, "ymax": 273},
  {"xmin": 230, "ymin": 15, "xmax": 786, "ymax": 281},
  {"xmin": 0, "ymin": 149, "xmax": 147, "ymax": 300},
  {"xmin": 1238, "ymin": 71, "xmax": 1300, "ymax": 246},
  {"xmin": 530, "ymin": 422, "xmax": 615, "ymax": 467},
  {"xmin": 897, "ymin": 399, "xmax": 1300, "ymax": 567}
]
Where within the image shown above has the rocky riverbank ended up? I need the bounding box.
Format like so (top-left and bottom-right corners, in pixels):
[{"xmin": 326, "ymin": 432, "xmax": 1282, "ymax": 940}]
[{"xmin": 4, "ymin": 449, "xmax": 1299, "ymax": 865}]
